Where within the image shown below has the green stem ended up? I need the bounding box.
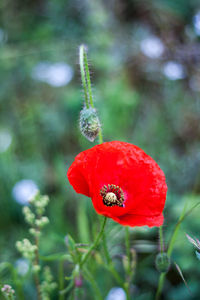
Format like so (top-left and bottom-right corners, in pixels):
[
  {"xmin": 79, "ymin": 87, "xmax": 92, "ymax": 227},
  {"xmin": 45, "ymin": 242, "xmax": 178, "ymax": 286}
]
[
  {"xmin": 102, "ymin": 233, "xmax": 112, "ymax": 264},
  {"xmin": 155, "ymin": 220, "xmax": 184, "ymax": 300},
  {"xmin": 83, "ymin": 267, "xmax": 103, "ymax": 300},
  {"xmin": 102, "ymin": 233, "xmax": 130, "ymax": 300},
  {"xmin": 83, "ymin": 47, "xmax": 94, "ymax": 108},
  {"xmin": 58, "ymin": 260, "xmax": 64, "ymax": 300},
  {"xmin": 79, "ymin": 45, "xmax": 89, "ymax": 109},
  {"xmin": 167, "ymin": 202, "xmax": 200, "ymax": 257},
  {"xmin": 102, "ymin": 234, "xmax": 123, "ymax": 285},
  {"xmin": 124, "ymin": 227, "xmax": 132, "ymax": 300},
  {"xmin": 80, "ymin": 217, "xmax": 107, "ymax": 267},
  {"xmin": 159, "ymin": 226, "xmax": 164, "ymax": 254},
  {"xmin": 155, "ymin": 273, "xmax": 165, "ymax": 300},
  {"xmin": 125, "ymin": 227, "xmax": 131, "ymax": 274},
  {"xmin": 59, "ymin": 280, "xmax": 74, "ymax": 297},
  {"xmin": 98, "ymin": 128, "xmax": 103, "ymax": 144},
  {"xmin": 155, "ymin": 200, "xmax": 199, "ymax": 300}
]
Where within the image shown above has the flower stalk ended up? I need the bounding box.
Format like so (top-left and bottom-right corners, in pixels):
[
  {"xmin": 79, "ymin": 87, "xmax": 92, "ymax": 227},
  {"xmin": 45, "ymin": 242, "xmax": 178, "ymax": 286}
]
[
  {"xmin": 80, "ymin": 216, "xmax": 107, "ymax": 267},
  {"xmin": 79, "ymin": 45, "xmax": 90, "ymax": 109},
  {"xmin": 155, "ymin": 201, "xmax": 200, "ymax": 300},
  {"xmin": 79, "ymin": 44, "xmax": 94, "ymax": 108},
  {"xmin": 159, "ymin": 226, "xmax": 164, "ymax": 254},
  {"xmin": 79, "ymin": 45, "xmax": 102, "ymax": 143}
]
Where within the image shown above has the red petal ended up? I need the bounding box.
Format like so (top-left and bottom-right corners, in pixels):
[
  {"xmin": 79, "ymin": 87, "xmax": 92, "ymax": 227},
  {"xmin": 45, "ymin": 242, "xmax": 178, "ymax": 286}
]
[
  {"xmin": 112, "ymin": 213, "xmax": 164, "ymax": 227},
  {"xmin": 67, "ymin": 141, "xmax": 167, "ymax": 227},
  {"xmin": 67, "ymin": 152, "xmax": 90, "ymax": 197}
]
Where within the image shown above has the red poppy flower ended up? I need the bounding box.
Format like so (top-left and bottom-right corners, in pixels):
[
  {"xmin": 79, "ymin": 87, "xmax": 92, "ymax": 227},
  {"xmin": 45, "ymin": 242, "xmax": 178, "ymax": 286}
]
[{"xmin": 67, "ymin": 141, "xmax": 167, "ymax": 227}]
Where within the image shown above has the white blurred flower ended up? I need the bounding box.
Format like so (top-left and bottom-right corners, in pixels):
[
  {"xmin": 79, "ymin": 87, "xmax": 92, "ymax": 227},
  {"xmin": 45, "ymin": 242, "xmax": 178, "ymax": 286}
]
[
  {"xmin": 106, "ymin": 287, "xmax": 126, "ymax": 300},
  {"xmin": 193, "ymin": 11, "xmax": 200, "ymax": 35},
  {"xmin": 15, "ymin": 258, "xmax": 29, "ymax": 276},
  {"xmin": 162, "ymin": 61, "xmax": 186, "ymax": 80},
  {"xmin": 31, "ymin": 62, "xmax": 74, "ymax": 87},
  {"xmin": 12, "ymin": 179, "xmax": 38, "ymax": 205},
  {"xmin": 140, "ymin": 36, "xmax": 164, "ymax": 59},
  {"xmin": 0, "ymin": 129, "xmax": 12, "ymax": 153}
]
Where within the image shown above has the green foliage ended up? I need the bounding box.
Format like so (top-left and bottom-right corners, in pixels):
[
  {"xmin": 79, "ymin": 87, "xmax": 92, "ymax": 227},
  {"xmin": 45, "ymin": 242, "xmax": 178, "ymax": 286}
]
[{"xmin": 1, "ymin": 0, "xmax": 200, "ymax": 299}]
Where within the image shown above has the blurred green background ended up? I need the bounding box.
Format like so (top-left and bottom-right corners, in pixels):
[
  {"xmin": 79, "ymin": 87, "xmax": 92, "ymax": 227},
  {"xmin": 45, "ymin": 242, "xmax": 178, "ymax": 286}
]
[{"xmin": 0, "ymin": 0, "xmax": 200, "ymax": 299}]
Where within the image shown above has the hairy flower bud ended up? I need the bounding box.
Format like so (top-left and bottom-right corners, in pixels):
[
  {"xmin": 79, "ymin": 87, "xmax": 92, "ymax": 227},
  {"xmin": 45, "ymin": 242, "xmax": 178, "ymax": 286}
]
[
  {"xmin": 155, "ymin": 253, "xmax": 170, "ymax": 273},
  {"xmin": 79, "ymin": 107, "xmax": 100, "ymax": 142}
]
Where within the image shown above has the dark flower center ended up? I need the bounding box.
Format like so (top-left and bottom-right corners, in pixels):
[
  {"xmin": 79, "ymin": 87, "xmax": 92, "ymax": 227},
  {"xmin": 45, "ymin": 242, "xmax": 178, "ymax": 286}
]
[{"xmin": 100, "ymin": 184, "xmax": 124, "ymax": 207}]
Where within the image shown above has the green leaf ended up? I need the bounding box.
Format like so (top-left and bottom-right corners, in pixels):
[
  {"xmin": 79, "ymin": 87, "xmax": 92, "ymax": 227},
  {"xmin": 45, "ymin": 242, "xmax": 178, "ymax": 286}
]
[
  {"xmin": 39, "ymin": 253, "xmax": 72, "ymax": 262},
  {"xmin": 67, "ymin": 235, "xmax": 76, "ymax": 252},
  {"xmin": 174, "ymin": 262, "xmax": 191, "ymax": 295}
]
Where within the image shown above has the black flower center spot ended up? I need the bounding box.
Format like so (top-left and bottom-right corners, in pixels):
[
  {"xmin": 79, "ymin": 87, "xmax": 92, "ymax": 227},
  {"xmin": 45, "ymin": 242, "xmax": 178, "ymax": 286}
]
[{"xmin": 100, "ymin": 184, "xmax": 124, "ymax": 207}]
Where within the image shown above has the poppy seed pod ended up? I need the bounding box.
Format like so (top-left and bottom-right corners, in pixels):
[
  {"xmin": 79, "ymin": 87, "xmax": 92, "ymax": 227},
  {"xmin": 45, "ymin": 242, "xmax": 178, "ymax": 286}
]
[
  {"xmin": 155, "ymin": 253, "xmax": 170, "ymax": 273},
  {"xmin": 67, "ymin": 141, "xmax": 167, "ymax": 227},
  {"xmin": 79, "ymin": 107, "xmax": 101, "ymax": 142}
]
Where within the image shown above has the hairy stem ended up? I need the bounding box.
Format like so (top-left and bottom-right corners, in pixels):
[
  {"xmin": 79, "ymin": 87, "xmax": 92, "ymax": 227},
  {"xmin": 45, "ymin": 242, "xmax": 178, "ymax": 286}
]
[
  {"xmin": 79, "ymin": 45, "xmax": 89, "ymax": 108},
  {"xmin": 155, "ymin": 201, "xmax": 200, "ymax": 300},
  {"xmin": 159, "ymin": 226, "xmax": 164, "ymax": 254},
  {"xmin": 102, "ymin": 232, "xmax": 130, "ymax": 300},
  {"xmin": 83, "ymin": 47, "xmax": 94, "ymax": 108},
  {"xmin": 83, "ymin": 267, "xmax": 103, "ymax": 300},
  {"xmin": 155, "ymin": 273, "xmax": 165, "ymax": 300},
  {"xmin": 125, "ymin": 227, "xmax": 131, "ymax": 275},
  {"xmin": 80, "ymin": 216, "xmax": 107, "ymax": 267}
]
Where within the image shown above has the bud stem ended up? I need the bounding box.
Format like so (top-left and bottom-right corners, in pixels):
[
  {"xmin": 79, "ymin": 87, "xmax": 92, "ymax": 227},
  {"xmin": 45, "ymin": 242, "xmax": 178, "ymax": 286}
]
[
  {"xmin": 80, "ymin": 216, "xmax": 107, "ymax": 267},
  {"xmin": 98, "ymin": 128, "xmax": 103, "ymax": 144},
  {"xmin": 159, "ymin": 226, "xmax": 164, "ymax": 254},
  {"xmin": 79, "ymin": 45, "xmax": 94, "ymax": 109}
]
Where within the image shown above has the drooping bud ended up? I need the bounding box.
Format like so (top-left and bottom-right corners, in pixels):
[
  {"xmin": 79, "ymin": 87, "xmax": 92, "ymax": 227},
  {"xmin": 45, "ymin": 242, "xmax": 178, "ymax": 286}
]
[
  {"xmin": 155, "ymin": 252, "xmax": 170, "ymax": 273},
  {"xmin": 79, "ymin": 107, "xmax": 100, "ymax": 142}
]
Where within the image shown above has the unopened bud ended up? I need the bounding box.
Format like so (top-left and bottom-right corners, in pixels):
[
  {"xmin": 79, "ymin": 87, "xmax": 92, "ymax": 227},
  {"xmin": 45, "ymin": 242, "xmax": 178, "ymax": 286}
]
[
  {"xmin": 155, "ymin": 253, "xmax": 170, "ymax": 273},
  {"xmin": 79, "ymin": 107, "xmax": 100, "ymax": 142}
]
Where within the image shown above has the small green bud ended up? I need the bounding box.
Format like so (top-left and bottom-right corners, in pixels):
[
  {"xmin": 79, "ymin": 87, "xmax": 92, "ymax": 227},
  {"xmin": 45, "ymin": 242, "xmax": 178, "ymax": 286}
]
[
  {"xmin": 16, "ymin": 239, "xmax": 37, "ymax": 260},
  {"xmin": 155, "ymin": 253, "xmax": 170, "ymax": 273},
  {"xmin": 79, "ymin": 107, "xmax": 100, "ymax": 142},
  {"xmin": 29, "ymin": 228, "xmax": 41, "ymax": 237},
  {"xmin": 35, "ymin": 216, "xmax": 49, "ymax": 228},
  {"xmin": 23, "ymin": 206, "xmax": 35, "ymax": 225},
  {"xmin": 40, "ymin": 266, "xmax": 57, "ymax": 299}
]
